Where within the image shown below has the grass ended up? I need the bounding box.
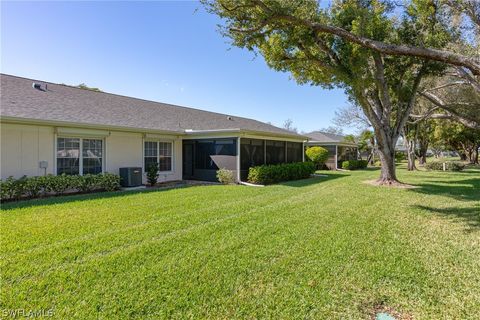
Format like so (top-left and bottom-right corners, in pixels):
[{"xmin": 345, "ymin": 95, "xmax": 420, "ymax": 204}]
[{"xmin": 1, "ymin": 165, "xmax": 479, "ymax": 319}]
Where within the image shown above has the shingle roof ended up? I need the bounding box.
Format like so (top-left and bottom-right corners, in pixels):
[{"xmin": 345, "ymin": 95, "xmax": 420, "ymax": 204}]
[
  {"xmin": 0, "ymin": 74, "xmax": 304, "ymax": 138},
  {"xmin": 305, "ymin": 131, "xmax": 356, "ymax": 145}
]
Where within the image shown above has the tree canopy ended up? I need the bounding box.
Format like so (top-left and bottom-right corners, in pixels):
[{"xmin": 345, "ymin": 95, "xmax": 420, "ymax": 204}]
[{"xmin": 204, "ymin": 0, "xmax": 476, "ymax": 184}]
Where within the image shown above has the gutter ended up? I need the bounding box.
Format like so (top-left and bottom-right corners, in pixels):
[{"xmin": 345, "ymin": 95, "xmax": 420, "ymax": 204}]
[
  {"xmin": 1, "ymin": 116, "xmax": 307, "ymax": 141},
  {"xmin": 0, "ymin": 116, "xmax": 184, "ymax": 136},
  {"xmin": 184, "ymin": 128, "xmax": 307, "ymax": 141}
]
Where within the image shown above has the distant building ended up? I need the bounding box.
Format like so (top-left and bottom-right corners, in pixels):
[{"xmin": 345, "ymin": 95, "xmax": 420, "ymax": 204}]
[{"xmin": 304, "ymin": 131, "xmax": 358, "ymax": 170}]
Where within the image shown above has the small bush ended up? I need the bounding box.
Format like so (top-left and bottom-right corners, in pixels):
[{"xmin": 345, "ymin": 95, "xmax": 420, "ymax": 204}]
[
  {"xmin": 0, "ymin": 180, "xmax": 6, "ymax": 201},
  {"xmin": 395, "ymin": 151, "xmax": 406, "ymax": 162},
  {"xmin": 44, "ymin": 174, "xmax": 74, "ymax": 194},
  {"xmin": 341, "ymin": 160, "xmax": 368, "ymax": 170},
  {"xmin": 75, "ymin": 174, "xmax": 100, "ymax": 192},
  {"xmin": 99, "ymin": 173, "xmax": 121, "ymax": 191},
  {"xmin": 247, "ymin": 162, "xmax": 315, "ymax": 185},
  {"xmin": 305, "ymin": 146, "xmax": 329, "ymax": 169},
  {"xmin": 23, "ymin": 176, "xmax": 44, "ymax": 198},
  {"xmin": 146, "ymin": 163, "xmax": 159, "ymax": 186},
  {"xmin": 216, "ymin": 168, "xmax": 236, "ymax": 184},
  {"xmin": 1, "ymin": 176, "xmax": 24, "ymax": 200},
  {"xmin": 425, "ymin": 161, "xmax": 464, "ymax": 171}
]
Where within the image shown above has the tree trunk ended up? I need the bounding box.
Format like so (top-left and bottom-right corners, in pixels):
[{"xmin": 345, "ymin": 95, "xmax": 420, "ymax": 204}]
[
  {"xmin": 417, "ymin": 140, "xmax": 428, "ymax": 166},
  {"xmin": 405, "ymin": 137, "xmax": 417, "ymax": 171},
  {"xmin": 378, "ymin": 147, "xmax": 397, "ymax": 183},
  {"xmin": 375, "ymin": 131, "xmax": 398, "ymax": 184}
]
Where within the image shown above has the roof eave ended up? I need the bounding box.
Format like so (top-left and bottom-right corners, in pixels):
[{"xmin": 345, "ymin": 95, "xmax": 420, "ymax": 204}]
[{"xmin": 0, "ymin": 116, "xmax": 185, "ymax": 135}]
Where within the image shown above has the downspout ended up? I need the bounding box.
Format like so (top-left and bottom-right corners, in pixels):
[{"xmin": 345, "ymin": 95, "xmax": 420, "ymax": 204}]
[{"xmin": 236, "ymin": 137, "xmax": 241, "ymax": 182}]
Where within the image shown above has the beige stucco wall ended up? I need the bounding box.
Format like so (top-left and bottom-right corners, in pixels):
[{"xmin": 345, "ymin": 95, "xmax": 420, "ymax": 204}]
[
  {"xmin": 105, "ymin": 131, "xmax": 182, "ymax": 183},
  {"xmin": 1, "ymin": 123, "xmax": 55, "ymax": 179},
  {"xmin": 1, "ymin": 122, "xmax": 183, "ymax": 183}
]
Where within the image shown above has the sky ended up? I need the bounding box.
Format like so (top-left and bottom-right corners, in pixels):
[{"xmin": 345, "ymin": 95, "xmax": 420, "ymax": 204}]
[{"xmin": 1, "ymin": 0, "xmax": 351, "ymax": 134}]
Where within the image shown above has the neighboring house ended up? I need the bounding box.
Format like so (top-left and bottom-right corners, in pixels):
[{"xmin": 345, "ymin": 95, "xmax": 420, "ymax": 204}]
[
  {"xmin": 304, "ymin": 131, "xmax": 358, "ymax": 170},
  {"xmin": 0, "ymin": 74, "xmax": 306, "ymax": 183}
]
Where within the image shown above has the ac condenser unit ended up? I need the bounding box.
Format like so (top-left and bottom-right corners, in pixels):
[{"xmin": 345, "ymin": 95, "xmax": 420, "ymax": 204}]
[{"xmin": 119, "ymin": 167, "xmax": 142, "ymax": 187}]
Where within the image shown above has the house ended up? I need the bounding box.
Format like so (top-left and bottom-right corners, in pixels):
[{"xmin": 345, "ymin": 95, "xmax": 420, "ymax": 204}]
[
  {"xmin": 304, "ymin": 131, "xmax": 358, "ymax": 170},
  {"xmin": 0, "ymin": 74, "xmax": 306, "ymax": 183}
]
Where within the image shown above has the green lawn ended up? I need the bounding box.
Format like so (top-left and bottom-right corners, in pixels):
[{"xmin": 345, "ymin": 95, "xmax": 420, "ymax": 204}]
[{"xmin": 1, "ymin": 166, "xmax": 479, "ymax": 319}]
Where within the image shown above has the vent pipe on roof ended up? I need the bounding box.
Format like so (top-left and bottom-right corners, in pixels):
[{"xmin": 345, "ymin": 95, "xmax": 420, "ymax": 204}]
[
  {"xmin": 227, "ymin": 116, "xmax": 233, "ymax": 120},
  {"xmin": 32, "ymin": 83, "xmax": 41, "ymax": 90}
]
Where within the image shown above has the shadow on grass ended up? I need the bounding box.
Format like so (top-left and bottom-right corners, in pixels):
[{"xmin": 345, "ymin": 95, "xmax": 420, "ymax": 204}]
[
  {"xmin": 411, "ymin": 177, "xmax": 480, "ymax": 202},
  {"xmin": 278, "ymin": 172, "xmax": 350, "ymax": 187},
  {"xmin": 409, "ymin": 171, "xmax": 480, "ymax": 231},
  {"xmin": 414, "ymin": 205, "xmax": 480, "ymax": 232},
  {"xmin": 0, "ymin": 185, "xmax": 192, "ymax": 212}
]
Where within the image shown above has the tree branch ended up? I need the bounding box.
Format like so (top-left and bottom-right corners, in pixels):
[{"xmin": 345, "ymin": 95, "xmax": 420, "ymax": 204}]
[{"xmin": 244, "ymin": 0, "xmax": 480, "ymax": 75}]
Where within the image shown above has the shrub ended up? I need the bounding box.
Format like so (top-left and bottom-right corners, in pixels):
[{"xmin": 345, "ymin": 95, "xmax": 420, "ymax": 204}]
[
  {"xmin": 146, "ymin": 163, "xmax": 159, "ymax": 186},
  {"xmin": 395, "ymin": 151, "xmax": 406, "ymax": 162},
  {"xmin": 0, "ymin": 180, "xmax": 6, "ymax": 201},
  {"xmin": 98, "ymin": 173, "xmax": 121, "ymax": 191},
  {"xmin": 1, "ymin": 176, "xmax": 24, "ymax": 200},
  {"xmin": 0, "ymin": 173, "xmax": 122, "ymax": 202},
  {"xmin": 341, "ymin": 160, "xmax": 368, "ymax": 170},
  {"xmin": 305, "ymin": 146, "xmax": 329, "ymax": 169},
  {"xmin": 247, "ymin": 162, "xmax": 315, "ymax": 185},
  {"xmin": 75, "ymin": 174, "xmax": 101, "ymax": 192},
  {"xmin": 216, "ymin": 168, "xmax": 236, "ymax": 184},
  {"xmin": 44, "ymin": 174, "xmax": 74, "ymax": 194},
  {"xmin": 23, "ymin": 176, "xmax": 44, "ymax": 198},
  {"xmin": 446, "ymin": 162, "xmax": 465, "ymax": 171},
  {"xmin": 425, "ymin": 161, "xmax": 464, "ymax": 171}
]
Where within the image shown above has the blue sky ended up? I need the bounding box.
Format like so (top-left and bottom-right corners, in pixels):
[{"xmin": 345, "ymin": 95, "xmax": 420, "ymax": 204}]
[{"xmin": 1, "ymin": 1, "xmax": 350, "ymax": 133}]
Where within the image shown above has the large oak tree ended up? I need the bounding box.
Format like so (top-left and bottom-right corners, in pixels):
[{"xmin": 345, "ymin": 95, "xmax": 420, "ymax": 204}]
[{"xmin": 204, "ymin": 0, "xmax": 461, "ymax": 184}]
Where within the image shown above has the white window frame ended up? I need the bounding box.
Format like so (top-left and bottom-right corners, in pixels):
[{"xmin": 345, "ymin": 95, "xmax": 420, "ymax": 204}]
[
  {"xmin": 55, "ymin": 136, "xmax": 105, "ymax": 176},
  {"xmin": 143, "ymin": 140, "xmax": 174, "ymax": 173}
]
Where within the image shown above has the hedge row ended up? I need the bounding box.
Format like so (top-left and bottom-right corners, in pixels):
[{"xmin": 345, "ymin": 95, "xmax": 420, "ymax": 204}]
[
  {"xmin": 341, "ymin": 160, "xmax": 368, "ymax": 170},
  {"xmin": 247, "ymin": 162, "xmax": 315, "ymax": 185},
  {"xmin": 425, "ymin": 161, "xmax": 464, "ymax": 171},
  {"xmin": 0, "ymin": 173, "xmax": 121, "ymax": 201}
]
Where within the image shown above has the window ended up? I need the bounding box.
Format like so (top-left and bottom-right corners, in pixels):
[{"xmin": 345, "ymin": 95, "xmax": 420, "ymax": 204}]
[
  {"xmin": 144, "ymin": 141, "xmax": 173, "ymax": 172},
  {"xmin": 82, "ymin": 139, "xmax": 103, "ymax": 174},
  {"xmin": 57, "ymin": 138, "xmax": 80, "ymax": 175},
  {"xmin": 57, "ymin": 137, "xmax": 103, "ymax": 175}
]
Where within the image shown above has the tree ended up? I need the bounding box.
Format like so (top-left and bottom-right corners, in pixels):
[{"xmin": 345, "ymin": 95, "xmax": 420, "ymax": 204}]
[
  {"xmin": 431, "ymin": 120, "xmax": 480, "ymax": 163},
  {"xmin": 412, "ymin": 73, "xmax": 480, "ymax": 129},
  {"xmin": 282, "ymin": 119, "xmax": 298, "ymax": 132},
  {"xmin": 358, "ymin": 130, "xmax": 376, "ymax": 164},
  {"xmin": 204, "ymin": 0, "xmax": 452, "ymax": 184},
  {"xmin": 77, "ymin": 83, "xmax": 102, "ymax": 92},
  {"xmin": 319, "ymin": 126, "xmax": 343, "ymax": 136},
  {"xmin": 333, "ymin": 103, "xmax": 371, "ymax": 131},
  {"xmin": 409, "ymin": 1, "xmax": 480, "ymax": 127},
  {"xmin": 305, "ymin": 146, "xmax": 329, "ymax": 169}
]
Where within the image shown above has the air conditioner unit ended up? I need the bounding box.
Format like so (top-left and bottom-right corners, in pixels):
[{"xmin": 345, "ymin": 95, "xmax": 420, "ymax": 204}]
[{"xmin": 119, "ymin": 167, "xmax": 142, "ymax": 187}]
